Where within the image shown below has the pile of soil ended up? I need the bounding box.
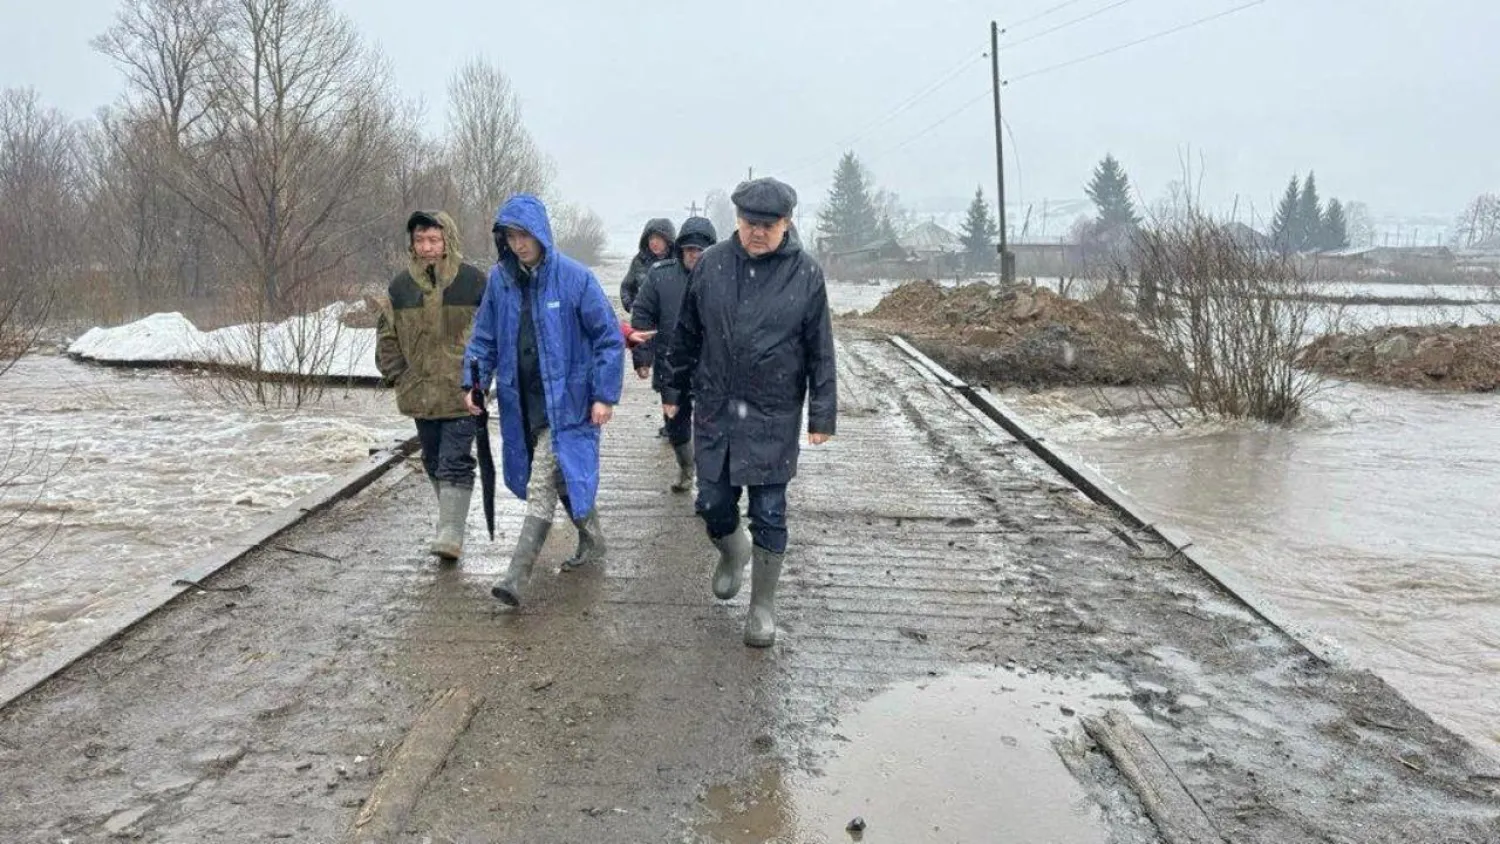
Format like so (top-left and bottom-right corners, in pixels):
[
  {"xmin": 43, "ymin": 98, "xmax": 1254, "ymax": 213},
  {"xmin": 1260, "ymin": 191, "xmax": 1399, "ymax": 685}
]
[
  {"xmin": 857, "ymin": 280, "xmax": 1173, "ymax": 388},
  {"xmin": 1300, "ymin": 324, "xmax": 1500, "ymax": 392}
]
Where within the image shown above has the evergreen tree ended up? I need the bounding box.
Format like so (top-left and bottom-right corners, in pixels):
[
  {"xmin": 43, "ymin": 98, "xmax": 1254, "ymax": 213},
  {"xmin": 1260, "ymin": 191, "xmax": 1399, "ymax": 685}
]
[
  {"xmin": 1270, "ymin": 175, "xmax": 1301, "ymax": 254},
  {"xmin": 1085, "ymin": 154, "xmax": 1140, "ymax": 230},
  {"xmin": 816, "ymin": 151, "xmax": 880, "ymax": 252},
  {"xmin": 959, "ymin": 186, "xmax": 999, "ymax": 272},
  {"xmin": 1321, "ymin": 198, "xmax": 1349, "ymax": 251},
  {"xmin": 1296, "ymin": 171, "xmax": 1323, "ymax": 251},
  {"xmin": 877, "ymin": 214, "xmax": 898, "ymax": 242}
]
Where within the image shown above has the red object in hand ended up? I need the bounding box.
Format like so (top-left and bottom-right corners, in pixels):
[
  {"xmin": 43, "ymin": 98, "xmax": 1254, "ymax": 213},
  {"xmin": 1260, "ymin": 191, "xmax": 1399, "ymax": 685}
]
[{"xmin": 620, "ymin": 320, "xmax": 656, "ymax": 349}]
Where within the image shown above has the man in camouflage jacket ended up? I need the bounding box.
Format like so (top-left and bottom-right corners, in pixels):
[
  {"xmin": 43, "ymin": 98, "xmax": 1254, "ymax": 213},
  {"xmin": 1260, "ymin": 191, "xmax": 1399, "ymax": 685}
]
[{"xmin": 376, "ymin": 211, "xmax": 487, "ymax": 561}]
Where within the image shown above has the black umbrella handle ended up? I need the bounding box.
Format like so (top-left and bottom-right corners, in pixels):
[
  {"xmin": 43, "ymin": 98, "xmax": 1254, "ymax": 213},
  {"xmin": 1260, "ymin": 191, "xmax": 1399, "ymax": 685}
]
[{"xmin": 468, "ymin": 359, "xmax": 486, "ymax": 413}]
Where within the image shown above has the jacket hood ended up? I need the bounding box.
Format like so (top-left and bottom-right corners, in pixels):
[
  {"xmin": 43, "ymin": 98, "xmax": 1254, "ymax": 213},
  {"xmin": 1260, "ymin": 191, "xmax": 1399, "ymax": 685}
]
[
  {"xmin": 407, "ymin": 209, "xmax": 464, "ymax": 284},
  {"xmin": 676, "ymin": 216, "xmax": 718, "ymax": 249},
  {"xmin": 638, "ymin": 217, "xmax": 677, "ymax": 256},
  {"xmin": 494, "ymin": 194, "xmax": 556, "ymax": 272}
]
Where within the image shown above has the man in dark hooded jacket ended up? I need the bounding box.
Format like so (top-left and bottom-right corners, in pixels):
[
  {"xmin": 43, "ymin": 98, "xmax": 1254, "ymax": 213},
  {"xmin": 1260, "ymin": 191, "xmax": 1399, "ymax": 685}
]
[
  {"xmin": 661, "ymin": 178, "xmax": 837, "ymax": 648},
  {"xmin": 375, "ymin": 211, "xmax": 486, "ymax": 562},
  {"xmin": 463, "ymin": 194, "xmax": 625, "ymax": 608},
  {"xmin": 631, "ymin": 216, "xmax": 717, "ymax": 492},
  {"xmin": 619, "ymin": 217, "xmax": 675, "ymax": 312}
]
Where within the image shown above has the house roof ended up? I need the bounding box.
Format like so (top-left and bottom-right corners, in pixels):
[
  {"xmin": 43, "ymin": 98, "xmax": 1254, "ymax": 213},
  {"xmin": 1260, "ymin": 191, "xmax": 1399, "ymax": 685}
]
[{"xmin": 898, "ymin": 220, "xmax": 961, "ymax": 252}]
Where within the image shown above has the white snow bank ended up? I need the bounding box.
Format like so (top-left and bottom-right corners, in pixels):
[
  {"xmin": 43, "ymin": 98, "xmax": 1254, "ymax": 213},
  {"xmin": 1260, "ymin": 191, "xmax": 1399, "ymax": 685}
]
[{"xmin": 68, "ymin": 302, "xmax": 382, "ymax": 380}]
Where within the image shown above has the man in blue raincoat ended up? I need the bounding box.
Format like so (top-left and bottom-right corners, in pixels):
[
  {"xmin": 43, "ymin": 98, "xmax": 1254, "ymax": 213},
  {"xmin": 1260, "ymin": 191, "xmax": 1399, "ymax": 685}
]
[{"xmin": 463, "ymin": 194, "xmax": 625, "ymax": 607}]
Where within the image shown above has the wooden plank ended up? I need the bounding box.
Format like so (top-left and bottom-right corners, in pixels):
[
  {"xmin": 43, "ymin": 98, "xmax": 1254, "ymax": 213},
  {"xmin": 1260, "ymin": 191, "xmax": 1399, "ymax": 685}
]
[
  {"xmin": 1082, "ymin": 710, "xmax": 1225, "ymax": 844},
  {"xmin": 345, "ymin": 686, "xmax": 484, "ymax": 844}
]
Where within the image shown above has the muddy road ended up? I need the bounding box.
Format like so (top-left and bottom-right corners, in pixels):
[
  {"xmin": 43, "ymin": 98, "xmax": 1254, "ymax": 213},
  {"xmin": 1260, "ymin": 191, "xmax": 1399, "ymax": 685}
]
[{"xmin": 0, "ymin": 332, "xmax": 1496, "ymax": 843}]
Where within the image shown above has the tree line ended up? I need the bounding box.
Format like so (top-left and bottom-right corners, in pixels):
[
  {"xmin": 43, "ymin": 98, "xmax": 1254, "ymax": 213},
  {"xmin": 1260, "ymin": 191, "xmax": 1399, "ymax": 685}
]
[{"xmin": 0, "ymin": 0, "xmax": 603, "ymax": 339}]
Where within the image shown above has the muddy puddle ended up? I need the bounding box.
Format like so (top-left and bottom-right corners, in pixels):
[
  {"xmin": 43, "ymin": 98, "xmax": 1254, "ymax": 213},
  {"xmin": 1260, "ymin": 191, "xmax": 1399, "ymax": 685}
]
[{"xmin": 697, "ymin": 667, "xmax": 1133, "ymax": 844}]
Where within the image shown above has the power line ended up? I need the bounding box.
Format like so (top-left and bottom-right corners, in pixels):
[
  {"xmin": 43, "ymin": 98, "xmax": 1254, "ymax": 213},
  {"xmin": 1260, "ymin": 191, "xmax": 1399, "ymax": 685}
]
[
  {"xmin": 1002, "ymin": 0, "xmax": 1092, "ymax": 32},
  {"xmin": 1006, "ymin": 0, "xmax": 1268, "ymax": 84},
  {"xmin": 779, "ymin": 52, "xmax": 986, "ymax": 177},
  {"xmin": 1005, "ymin": 0, "xmax": 1140, "ymax": 49},
  {"xmin": 886, "ymin": 89, "xmax": 993, "ymax": 154}
]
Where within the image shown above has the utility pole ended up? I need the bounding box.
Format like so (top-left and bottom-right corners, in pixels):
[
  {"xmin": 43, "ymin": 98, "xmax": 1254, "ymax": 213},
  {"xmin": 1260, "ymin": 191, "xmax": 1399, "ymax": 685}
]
[
  {"xmin": 747, "ymin": 166, "xmax": 754, "ymax": 181},
  {"xmin": 687, "ymin": 201, "xmax": 701, "ymax": 217},
  {"xmin": 990, "ymin": 21, "xmax": 1014, "ymax": 283}
]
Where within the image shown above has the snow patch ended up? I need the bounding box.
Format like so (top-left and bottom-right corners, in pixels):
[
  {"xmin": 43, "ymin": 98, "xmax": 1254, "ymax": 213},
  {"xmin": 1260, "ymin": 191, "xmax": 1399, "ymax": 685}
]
[{"xmin": 68, "ymin": 303, "xmax": 381, "ymax": 380}]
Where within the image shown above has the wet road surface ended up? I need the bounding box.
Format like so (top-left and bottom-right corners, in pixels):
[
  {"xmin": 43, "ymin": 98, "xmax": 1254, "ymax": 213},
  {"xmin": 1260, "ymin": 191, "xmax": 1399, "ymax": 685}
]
[{"xmin": 0, "ymin": 332, "xmax": 1495, "ymax": 843}]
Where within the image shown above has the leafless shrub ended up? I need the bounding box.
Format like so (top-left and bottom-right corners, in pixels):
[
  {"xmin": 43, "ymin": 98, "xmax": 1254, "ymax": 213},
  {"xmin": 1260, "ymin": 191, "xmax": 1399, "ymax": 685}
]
[
  {"xmin": 554, "ymin": 203, "xmax": 608, "ymax": 266},
  {"xmin": 1124, "ymin": 212, "xmax": 1333, "ymax": 423},
  {"xmin": 174, "ymin": 277, "xmax": 368, "ymax": 410}
]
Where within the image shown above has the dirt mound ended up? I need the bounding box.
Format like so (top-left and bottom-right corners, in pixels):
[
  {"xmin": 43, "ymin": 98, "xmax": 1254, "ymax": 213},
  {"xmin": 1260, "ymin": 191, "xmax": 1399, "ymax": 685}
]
[
  {"xmin": 1300, "ymin": 324, "xmax": 1500, "ymax": 392},
  {"xmin": 859, "ymin": 281, "xmax": 1172, "ymax": 388}
]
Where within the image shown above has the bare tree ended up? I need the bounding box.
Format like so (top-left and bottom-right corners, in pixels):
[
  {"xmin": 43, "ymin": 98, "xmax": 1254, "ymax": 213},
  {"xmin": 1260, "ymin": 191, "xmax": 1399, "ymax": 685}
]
[
  {"xmin": 1452, "ymin": 194, "xmax": 1500, "ymax": 249},
  {"xmin": 446, "ymin": 59, "xmax": 552, "ymax": 252},
  {"xmin": 92, "ymin": 0, "xmax": 226, "ymax": 145},
  {"xmin": 553, "ymin": 203, "xmax": 608, "ymax": 266},
  {"xmin": 88, "ymin": 0, "xmax": 229, "ymax": 316},
  {"xmin": 0, "ymin": 88, "xmax": 77, "ymax": 371},
  {"xmin": 162, "ymin": 0, "xmax": 399, "ymax": 312}
]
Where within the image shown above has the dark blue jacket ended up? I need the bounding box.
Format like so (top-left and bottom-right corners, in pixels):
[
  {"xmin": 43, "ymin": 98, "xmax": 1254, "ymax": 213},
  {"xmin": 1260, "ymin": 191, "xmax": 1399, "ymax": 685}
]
[{"xmin": 662, "ymin": 227, "xmax": 837, "ymax": 487}]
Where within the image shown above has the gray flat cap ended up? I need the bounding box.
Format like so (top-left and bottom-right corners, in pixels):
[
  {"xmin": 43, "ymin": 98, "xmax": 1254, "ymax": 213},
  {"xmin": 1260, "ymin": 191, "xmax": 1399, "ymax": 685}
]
[{"xmin": 732, "ymin": 177, "xmax": 798, "ymax": 224}]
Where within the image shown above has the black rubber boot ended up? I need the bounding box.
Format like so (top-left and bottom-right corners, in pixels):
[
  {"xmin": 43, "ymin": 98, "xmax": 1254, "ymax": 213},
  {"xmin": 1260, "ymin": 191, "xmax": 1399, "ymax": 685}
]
[{"xmin": 670, "ymin": 442, "xmax": 694, "ymax": 493}]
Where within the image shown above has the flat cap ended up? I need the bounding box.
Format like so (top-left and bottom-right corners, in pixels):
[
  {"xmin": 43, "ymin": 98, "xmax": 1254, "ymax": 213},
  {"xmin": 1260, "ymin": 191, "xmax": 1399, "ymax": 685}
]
[{"xmin": 731, "ymin": 177, "xmax": 797, "ymax": 224}]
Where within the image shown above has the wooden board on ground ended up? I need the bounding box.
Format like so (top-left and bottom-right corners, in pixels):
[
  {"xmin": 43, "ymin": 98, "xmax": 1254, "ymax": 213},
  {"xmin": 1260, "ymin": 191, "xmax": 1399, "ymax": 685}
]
[
  {"xmin": 1082, "ymin": 709, "xmax": 1226, "ymax": 844},
  {"xmin": 345, "ymin": 687, "xmax": 484, "ymax": 844}
]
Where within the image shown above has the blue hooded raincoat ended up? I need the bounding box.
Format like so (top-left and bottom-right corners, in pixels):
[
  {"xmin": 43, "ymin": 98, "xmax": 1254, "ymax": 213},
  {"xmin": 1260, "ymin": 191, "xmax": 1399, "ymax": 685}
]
[{"xmin": 463, "ymin": 195, "xmax": 624, "ymax": 520}]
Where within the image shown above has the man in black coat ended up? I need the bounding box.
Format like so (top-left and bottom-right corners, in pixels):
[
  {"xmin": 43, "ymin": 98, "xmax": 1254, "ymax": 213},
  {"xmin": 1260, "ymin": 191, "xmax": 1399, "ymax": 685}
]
[
  {"xmin": 661, "ymin": 178, "xmax": 837, "ymax": 648},
  {"xmin": 631, "ymin": 216, "xmax": 718, "ymax": 492}
]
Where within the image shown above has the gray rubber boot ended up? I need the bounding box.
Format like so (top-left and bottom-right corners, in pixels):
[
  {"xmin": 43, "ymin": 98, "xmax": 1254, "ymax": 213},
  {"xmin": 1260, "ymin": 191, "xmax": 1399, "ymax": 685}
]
[
  {"xmin": 710, "ymin": 529, "xmax": 751, "ymax": 600},
  {"xmin": 429, "ymin": 482, "xmax": 472, "ymax": 561},
  {"xmin": 492, "ymin": 516, "xmax": 552, "ymax": 606},
  {"xmin": 561, "ymin": 510, "xmax": 606, "ymax": 571},
  {"xmin": 670, "ymin": 442, "xmax": 694, "ymax": 493},
  {"xmin": 744, "ymin": 546, "xmax": 784, "ymax": 648}
]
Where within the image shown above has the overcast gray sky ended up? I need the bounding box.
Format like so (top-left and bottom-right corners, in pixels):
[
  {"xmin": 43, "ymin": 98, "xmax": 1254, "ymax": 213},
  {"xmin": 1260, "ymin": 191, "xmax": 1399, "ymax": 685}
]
[{"xmin": 7, "ymin": 0, "xmax": 1497, "ymax": 237}]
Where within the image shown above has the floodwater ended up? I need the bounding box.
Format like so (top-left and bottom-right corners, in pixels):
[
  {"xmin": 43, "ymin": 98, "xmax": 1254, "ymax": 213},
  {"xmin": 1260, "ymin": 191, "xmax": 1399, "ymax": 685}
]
[
  {"xmin": 832, "ymin": 274, "xmax": 1500, "ymax": 757},
  {"xmin": 1013, "ymin": 381, "xmax": 1500, "ymax": 756},
  {"xmin": 697, "ymin": 668, "xmax": 1128, "ymax": 844},
  {"xmin": 0, "ymin": 355, "xmax": 407, "ymax": 683}
]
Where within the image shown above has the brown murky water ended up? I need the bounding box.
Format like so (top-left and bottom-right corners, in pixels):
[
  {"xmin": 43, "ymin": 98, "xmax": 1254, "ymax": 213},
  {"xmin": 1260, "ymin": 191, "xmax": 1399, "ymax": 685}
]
[
  {"xmin": 698, "ymin": 668, "xmax": 1128, "ymax": 844},
  {"xmin": 1015, "ymin": 381, "xmax": 1500, "ymax": 756},
  {"xmin": 0, "ymin": 355, "xmax": 407, "ymax": 684}
]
